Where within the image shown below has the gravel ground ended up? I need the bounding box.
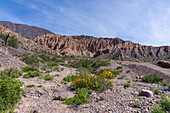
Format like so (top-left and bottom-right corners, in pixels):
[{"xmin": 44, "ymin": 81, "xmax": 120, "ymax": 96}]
[{"xmin": 13, "ymin": 61, "xmax": 170, "ymax": 113}]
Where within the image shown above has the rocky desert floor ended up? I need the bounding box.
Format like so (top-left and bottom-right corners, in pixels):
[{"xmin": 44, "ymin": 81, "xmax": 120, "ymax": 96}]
[{"xmin": 12, "ymin": 61, "xmax": 170, "ymax": 113}]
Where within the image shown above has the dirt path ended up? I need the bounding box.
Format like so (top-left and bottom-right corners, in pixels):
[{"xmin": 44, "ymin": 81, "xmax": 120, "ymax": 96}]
[{"xmin": 14, "ymin": 66, "xmax": 77, "ymax": 113}]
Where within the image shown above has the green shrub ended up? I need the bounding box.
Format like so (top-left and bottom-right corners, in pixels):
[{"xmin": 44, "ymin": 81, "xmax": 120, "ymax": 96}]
[
  {"xmin": 72, "ymin": 74, "xmax": 113, "ymax": 92},
  {"xmin": 41, "ymin": 67, "xmax": 46, "ymax": 71},
  {"xmin": 124, "ymin": 83, "xmax": 130, "ymax": 88},
  {"xmin": 62, "ymin": 75, "xmax": 78, "ymax": 83},
  {"xmin": 137, "ymin": 84, "xmax": 141, "ymax": 86},
  {"xmin": 55, "ymin": 74, "xmax": 60, "ymax": 76},
  {"xmin": 88, "ymin": 90, "xmax": 93, "ymax": 94},
  {"xmin": 0, "ymin": 34, "xmax": 19, "ymax": 48},
  {"xmin": 18, "ymin": 53, "xmax": 30, "ymax": 57},
  {"xmin": 0, "ymin": 33, "xmax": 7, "ymax": 41},
  {"xmin": 0, "ymin": 77, "xmax": 24, "ymax": 112},
  {"xmin": 160, "ymin": 95, "xmax": 170, "ymax": 111},
  {"xmin": 126, "ymin": 70, "xmax": 130, "ymax": 73},
  {"xmin": 134, "ymin": 98, "xmax": 140, "ymax": 108},
  {"xmin": 142, "ymin": 74, "xmax": 163, "ymax": 84},
  {"xmin": 23, "ymin": 71, "xmax": 41, "ymax": 78},
  {"xmin": 37, "ymin": 85, "xmax": 42, "ymax": 87},
  {"xmin": 22, "ymin": 65, "xmax": 39, "ymax": 72},
  {"xmin": 153, "ymin": 88, "xmax": 159, "ymax": 94},
  {"xmin": 96, "ymin": 68, "xmax": 120, "ymax": 76},
  {"xmin": 22, "ymin": 55, "xmax": 39, "ymax": 65},
  {"xmin": 169, "ymin": 84, "xmax": 170, "ymax": 89},
  {"xmin": 117, "ymin": 65, "xmax": 123, "ymax": 69},
  {"xmin": 63, "ymin": 88, "xmax": 90, "ymax": 105},
  {"xmin": 26, "ymin": 84, "xmax": 35, "ymax": 88},
  {"xmin": 68, "ymin": 58, "xmax": 110, "ymax": 72},
  {"xmin": 152, "ymin": 106, "xmax": 165, "ymax": 113},
  {"xmin": 44, "ymin": 74, "xmax": 53, "ymax": 81},
  {"xmin": 77, "ymin": 67, "xmax": 91, "ymax": 74},
  {"xmin": 128, "ymin": 80, "xmax": 131, "ymax": 83},
  {"xmin": 41, "ymin": 64, "xmax": 59, "ymax": 72},
  {"xmin": 8, "ymin": 36, "xmax": 19, "ymax": 48},
  {"xmin": 38, "ymin": 75, "xmax": 43, "ymax": 79},
  {"xmin": 39, "ymin": 54, "xmax": 50, "ymax": 62},
  {"xmin": 161, "ymin": 81, "xmax": 168, "ymax": 86},
  {"xmin": 0, "ymin": 68, "xmax": 22, "ymax": 78}
]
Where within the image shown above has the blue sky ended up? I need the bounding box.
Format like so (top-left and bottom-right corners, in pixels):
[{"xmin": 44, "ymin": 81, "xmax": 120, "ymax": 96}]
[{"xmin": 0, "ymin": 0, "xmax": 170, "ymax": 46}]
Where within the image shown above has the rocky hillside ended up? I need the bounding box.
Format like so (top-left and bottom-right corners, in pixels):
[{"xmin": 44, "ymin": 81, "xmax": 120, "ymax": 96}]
[
  {"xmin": 0, "ymin": 25, "xmax": 56, "ymax": 54},
  {"xmin": 34, "ymin": 34, "xmax": 170, "ymax": 61},
  {"xmin": 0, "ymin": 21, "xmax": 54, "ymax": 39}
]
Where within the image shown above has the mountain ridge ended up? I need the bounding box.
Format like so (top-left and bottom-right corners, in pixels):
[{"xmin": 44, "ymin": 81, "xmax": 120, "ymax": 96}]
[{"xmin": 0, "ymin": 21, "xmax": 54, "ymax": 39}]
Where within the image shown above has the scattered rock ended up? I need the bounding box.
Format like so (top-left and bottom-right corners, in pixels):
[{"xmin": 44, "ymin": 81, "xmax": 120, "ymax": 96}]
[{"xmin": 139, "ymin": 89, "xmax": 153, "ymax": 97}]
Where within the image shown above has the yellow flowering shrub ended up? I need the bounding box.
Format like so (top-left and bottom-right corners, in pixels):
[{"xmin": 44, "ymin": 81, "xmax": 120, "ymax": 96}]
[
  {"xmin": 99, "ymin": 71, "xmax": 116, "ymax": 79},
  {"xmin": 72, "ymin": 73, "xmax": 114, "ymax": 92}
]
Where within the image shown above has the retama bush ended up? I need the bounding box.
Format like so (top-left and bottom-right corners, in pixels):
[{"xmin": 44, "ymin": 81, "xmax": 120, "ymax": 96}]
[{"xmin": 0, "ymin": 69, "xmax": 24, "ymax": 112}]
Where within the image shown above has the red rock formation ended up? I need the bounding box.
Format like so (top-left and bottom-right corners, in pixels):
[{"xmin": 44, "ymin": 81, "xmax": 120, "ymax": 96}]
[{"xmin": 34, "ymin": 34, "xmax": 170, "ymax": 61}]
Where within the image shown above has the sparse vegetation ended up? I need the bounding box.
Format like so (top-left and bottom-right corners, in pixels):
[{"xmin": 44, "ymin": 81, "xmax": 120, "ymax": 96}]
[
  {"xmin": 23, "ymin": 71, "xmax": 41, "ymax": 78},
  {"xmin": 0, "ymin": 34, "xmax": 19, "ymax": 48},
  {"xmin": 160, "ymin": 95, "xmax": 170, "ymax": 111},
  {"xmin": 126, "ymin": 70, "xmax": 130, "ymax": 73},
  {"xmin": 152, "ymin": 106, "xmax": 165, "ymax": 113},
  {"xmin": 26, "ymin": 84, "xmax": 35, "ymax": 88},
  {"xmin": 0, "ymin": 67, "xmax": 22, "ymax": 78},
  {"xmin": 124, "ymin": 83, "xmax": 131, "ymax": 88},
  {"xmin": 153, "ymin": 88, "xmax": 159, "ymax": 94},
  {"xmin": 37, "ymin": 85, "xmax": 43, "ymax": 87},
  {"xmin": 134, "ymin": 98, "xmax": 140, "ymax": 108},
  {"xmin": 39, "ymin": 53, "xmax": 51, "ymax": 62},
  {"xmin": 142, "ymin": 74, "xmax": 163, "ymax": 84},
  {"xmin": 61, "ymin": 75, "xmax": 78, "ymax": 83},
  {"xmin": 22, "ymin": 54, "xmax": 40, "ymax": 65},
  {"xmin": 117, "ymin": 65, "xmax": 123, "ymax": 69},
  {"xmin": 8, "ymin": 36, "xmax": 19, "ymax": 48},
  {"xmin": 96, "ymin": 68, "xmax": 120, "ymax": 76},
  {"xmin": 55, "ymin": 74, "xmax": 60, "ymax": 76},
  {"xmin": 22, "ymin": 65, "xmax": 40, "ymax": 72},
  {"xmin": 44, "ymin": 74, "xmax": 53, "ymax": 80},
  {"xmin": 161, "ymin": 81, "xmax": 168, "ymax": 86},
  {"xmin": 67, "ymin": 58, "xmax": 110, "ymax": 72},
  {"xmin": 41, "ymin": 64, "xmax": 59, "ymax": 72},
  {"xmin": 152, "ymin": 95, "xmax": 170, "ymax": 112},
  {"xmin": 77, "ymin": 67, "xmax": 91, "ymax": 74},
  {"xmin": 63, "ymin": 88, "xmax": 90, "ymax": 105}
]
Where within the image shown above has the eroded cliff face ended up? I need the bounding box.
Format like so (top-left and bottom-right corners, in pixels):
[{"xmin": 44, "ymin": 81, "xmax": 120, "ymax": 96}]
[{"xmin": 34, "ymin": 34, "xmax": 170, "ymax": 61}]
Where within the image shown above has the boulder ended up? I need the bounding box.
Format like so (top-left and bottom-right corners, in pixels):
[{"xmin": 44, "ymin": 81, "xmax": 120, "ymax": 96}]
[
  {"xmin": 139, "ymin": 89, "xmax": 153, "ymax": 97},
  {"xmin": 157, "ymin": 61, "xmax": 170, "ymax": 68}
]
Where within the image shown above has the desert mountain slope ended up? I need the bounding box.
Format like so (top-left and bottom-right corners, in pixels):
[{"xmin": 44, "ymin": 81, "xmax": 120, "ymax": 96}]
[
  {"xmin": 0, "ymin": 25, "xmax": 56, "ymax": 54},
  {"xmin": 34, "ymin": 34, "xmax": 170, "ymax": 61},
  {"xmin": 0, "ymin": 21, "xmax": 54, "ymax": 39}
]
